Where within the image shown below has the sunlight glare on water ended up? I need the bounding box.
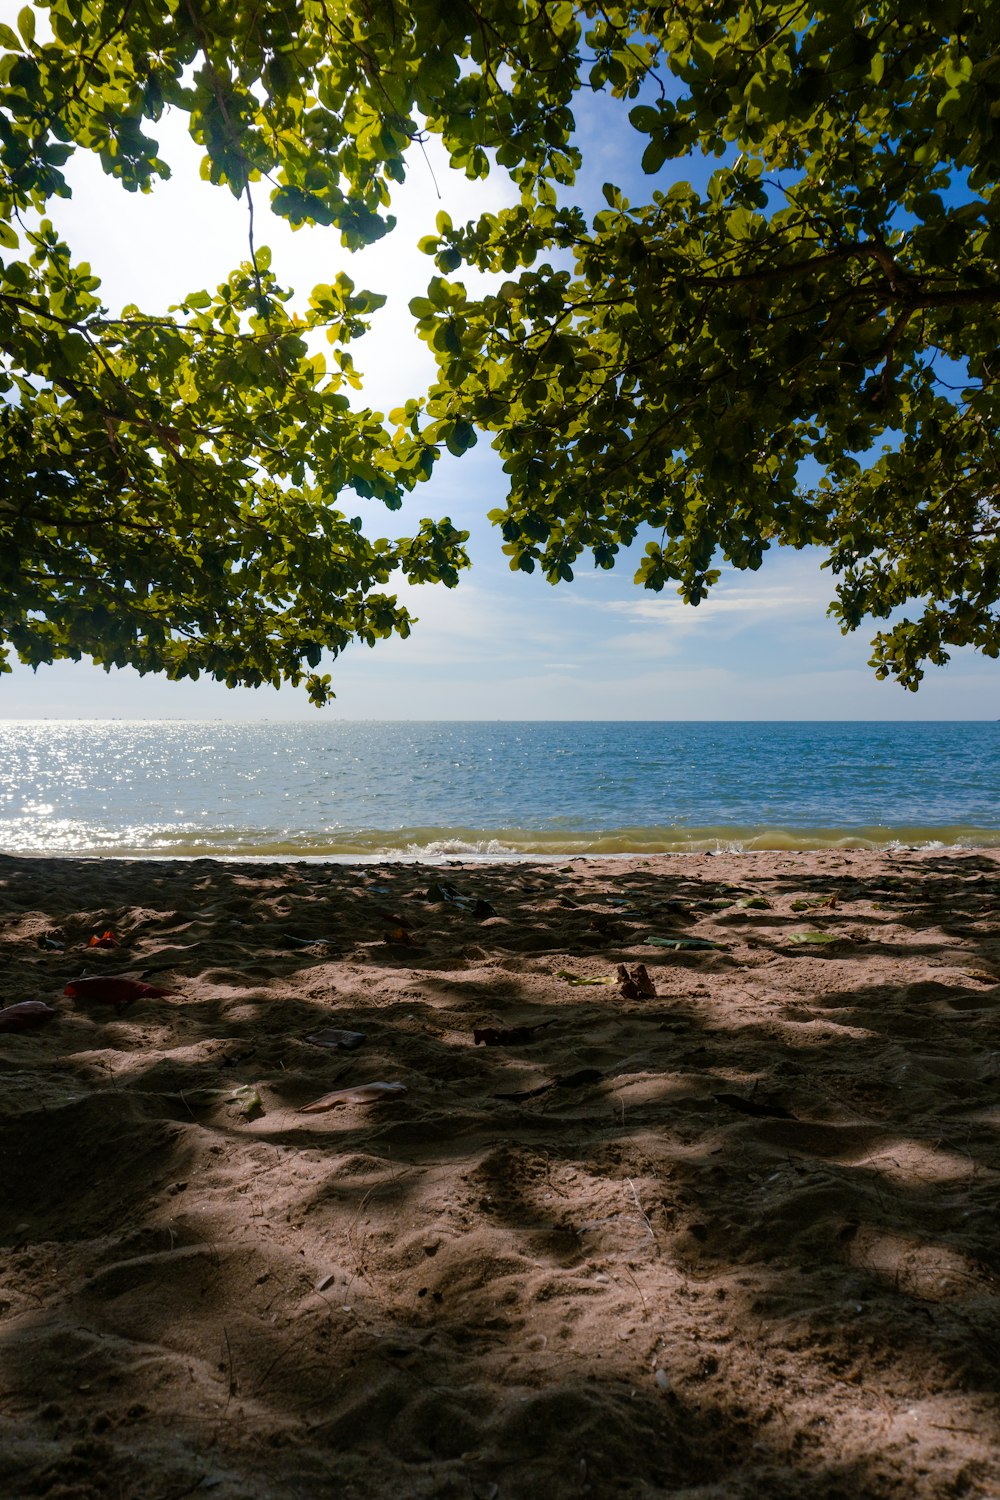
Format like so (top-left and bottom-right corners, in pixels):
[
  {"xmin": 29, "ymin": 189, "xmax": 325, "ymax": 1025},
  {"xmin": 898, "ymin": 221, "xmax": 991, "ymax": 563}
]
[{"xmin": 0, "ymin": 719, "xmax": 997, "ymax": 859}]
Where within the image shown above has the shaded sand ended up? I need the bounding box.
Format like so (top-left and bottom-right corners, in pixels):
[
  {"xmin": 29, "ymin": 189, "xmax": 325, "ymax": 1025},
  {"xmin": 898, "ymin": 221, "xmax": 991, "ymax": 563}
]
[{"xmin": 2, "ymin": 848, "xmax": 999, "ymax": 1499}]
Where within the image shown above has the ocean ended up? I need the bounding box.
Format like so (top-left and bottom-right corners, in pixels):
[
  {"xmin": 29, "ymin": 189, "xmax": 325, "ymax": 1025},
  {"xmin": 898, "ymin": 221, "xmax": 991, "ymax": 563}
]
[{"xmin": 1, "ymin": 719, "xmax": 997, "ymax": 860}]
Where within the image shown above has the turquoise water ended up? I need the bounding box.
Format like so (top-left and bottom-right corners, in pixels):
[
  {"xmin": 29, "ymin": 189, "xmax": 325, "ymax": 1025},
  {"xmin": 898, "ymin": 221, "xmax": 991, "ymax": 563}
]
[{"xmin": 0, "ymin": 720, "xmax": 997, "ymax": 858}]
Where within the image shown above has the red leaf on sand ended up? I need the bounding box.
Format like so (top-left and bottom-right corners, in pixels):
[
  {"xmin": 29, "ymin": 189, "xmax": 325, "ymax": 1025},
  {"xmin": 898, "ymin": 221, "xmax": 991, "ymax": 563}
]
[
  {"xmin": 0, "ymin": 1001, "xmax": 58, "ymax": 1032},
  {"xmin": 88, "ymin": 930, "xmax": 119, "ymax": 948},
  {"xmin": 63, "ymin": 976, "xmax": 171, "ymax": 1009}
]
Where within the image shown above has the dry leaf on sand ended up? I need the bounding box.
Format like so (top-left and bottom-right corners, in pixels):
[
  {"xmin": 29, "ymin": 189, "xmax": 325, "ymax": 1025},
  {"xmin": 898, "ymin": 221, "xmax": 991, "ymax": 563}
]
[
  {"xmin": 473, "ymin": 1020, "xmax": 557, "ymax": 1046},
  {"xmin": 616, "ymin": 962, "xmax": 656, "ymax": 999},
  {"xmin": 306, "ymin": 1028, "xmax": 367, "ymax": 1050},
  {"xmin": 0, "ymin": 1001, "xmax": 58, "ymax": 1031},
  {"xmin": 300, "ymin": 1081, "xmax": 407, "ymax": 1113}
]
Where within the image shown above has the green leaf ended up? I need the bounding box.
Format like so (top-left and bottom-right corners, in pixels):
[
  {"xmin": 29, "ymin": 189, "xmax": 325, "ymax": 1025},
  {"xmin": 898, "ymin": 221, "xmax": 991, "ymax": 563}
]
[
  {"xmin": 446, "ymin": 419, "xmax": 476, "ymax": 455},
  {"xmin": 785, "ymin": 931, "xmax": 840, "ymax": 946},
  {"xmin": 16, "ymin": 6, "xmax": 33, "ymax": 45},
  {"xmin": 228, "ymin": 1084, "xmax": 264, "ymax": 1119},
  {"xmin": 629, "ymin": 104, "xmax": 660, "ymax": 133},
  {"xmin": 640, "ymin": 138, "xmax": 668, "ymax": 174}
]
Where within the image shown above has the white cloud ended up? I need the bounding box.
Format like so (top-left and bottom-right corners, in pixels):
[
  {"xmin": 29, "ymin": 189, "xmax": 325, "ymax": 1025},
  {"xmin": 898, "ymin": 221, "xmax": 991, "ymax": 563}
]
[
  {"xmin": 572, "ymin": 560, "xmax": 837, "ymax": 663},
  {"xmin": 602, "ymin": 587, "xmax": 821, "ymax": 626}
]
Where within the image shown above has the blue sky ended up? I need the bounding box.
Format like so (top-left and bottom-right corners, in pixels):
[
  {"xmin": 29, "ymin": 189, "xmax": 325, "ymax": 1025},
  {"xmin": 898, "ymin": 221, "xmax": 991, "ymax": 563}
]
[{"xmin": 2, "ymin": 15, "xmax": 996, "ymax": 720}]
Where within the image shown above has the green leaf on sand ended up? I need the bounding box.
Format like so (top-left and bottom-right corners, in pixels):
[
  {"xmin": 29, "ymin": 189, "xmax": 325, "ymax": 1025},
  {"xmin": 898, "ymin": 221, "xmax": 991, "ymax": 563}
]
[
  {"xmin": 229, "ymin": 1085, "xmax": 264, "ymax": 1117},
  {"xmin": 786, "ymin": 931, "xmax": 840, "ymax": 945}
]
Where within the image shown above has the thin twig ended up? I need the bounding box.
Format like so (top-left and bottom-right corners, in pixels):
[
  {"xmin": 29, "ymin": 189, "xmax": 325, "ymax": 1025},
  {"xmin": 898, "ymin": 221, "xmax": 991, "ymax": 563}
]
[
  {"xmin": 415, "ymin": 135, "xmax": 442, "ymax": 201},
  {"xmin": 627, "ymin": 1177, "xmax": 654, "ymax": 1239},
  {"xmin": 622, "ymin": 1262, "xmax": 649, "ymax": 1320},
  {"xmin": 244, "ymin": 180, "xmax": 267, "ymax": 322},
  {"xmin": 222, "ymin": 1326, "xmax": 238, "ymax": 1409}
]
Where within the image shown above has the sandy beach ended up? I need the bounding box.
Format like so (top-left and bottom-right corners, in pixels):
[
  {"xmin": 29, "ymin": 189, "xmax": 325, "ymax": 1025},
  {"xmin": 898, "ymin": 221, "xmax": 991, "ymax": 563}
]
[{"xmin": 1, "ymin": 847, "xmax": 999, "ymax": 1499}]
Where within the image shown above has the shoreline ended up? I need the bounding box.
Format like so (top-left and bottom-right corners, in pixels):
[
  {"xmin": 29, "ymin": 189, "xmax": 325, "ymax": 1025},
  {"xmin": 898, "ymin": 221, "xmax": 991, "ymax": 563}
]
[
  {"xmin": 3, "ymin": 845, "xmax": 999, "ymax": 1499},
  {"xmin": 3, "ymin": 821, "xmax": 1000, "ymax": 862}
]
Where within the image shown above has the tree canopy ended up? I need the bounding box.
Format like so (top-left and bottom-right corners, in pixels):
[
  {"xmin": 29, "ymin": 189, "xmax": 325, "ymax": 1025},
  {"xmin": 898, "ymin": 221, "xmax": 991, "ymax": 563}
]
[{"xmin": 2, "ymin": 1, "xmax": 997, "ymax": 699}]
